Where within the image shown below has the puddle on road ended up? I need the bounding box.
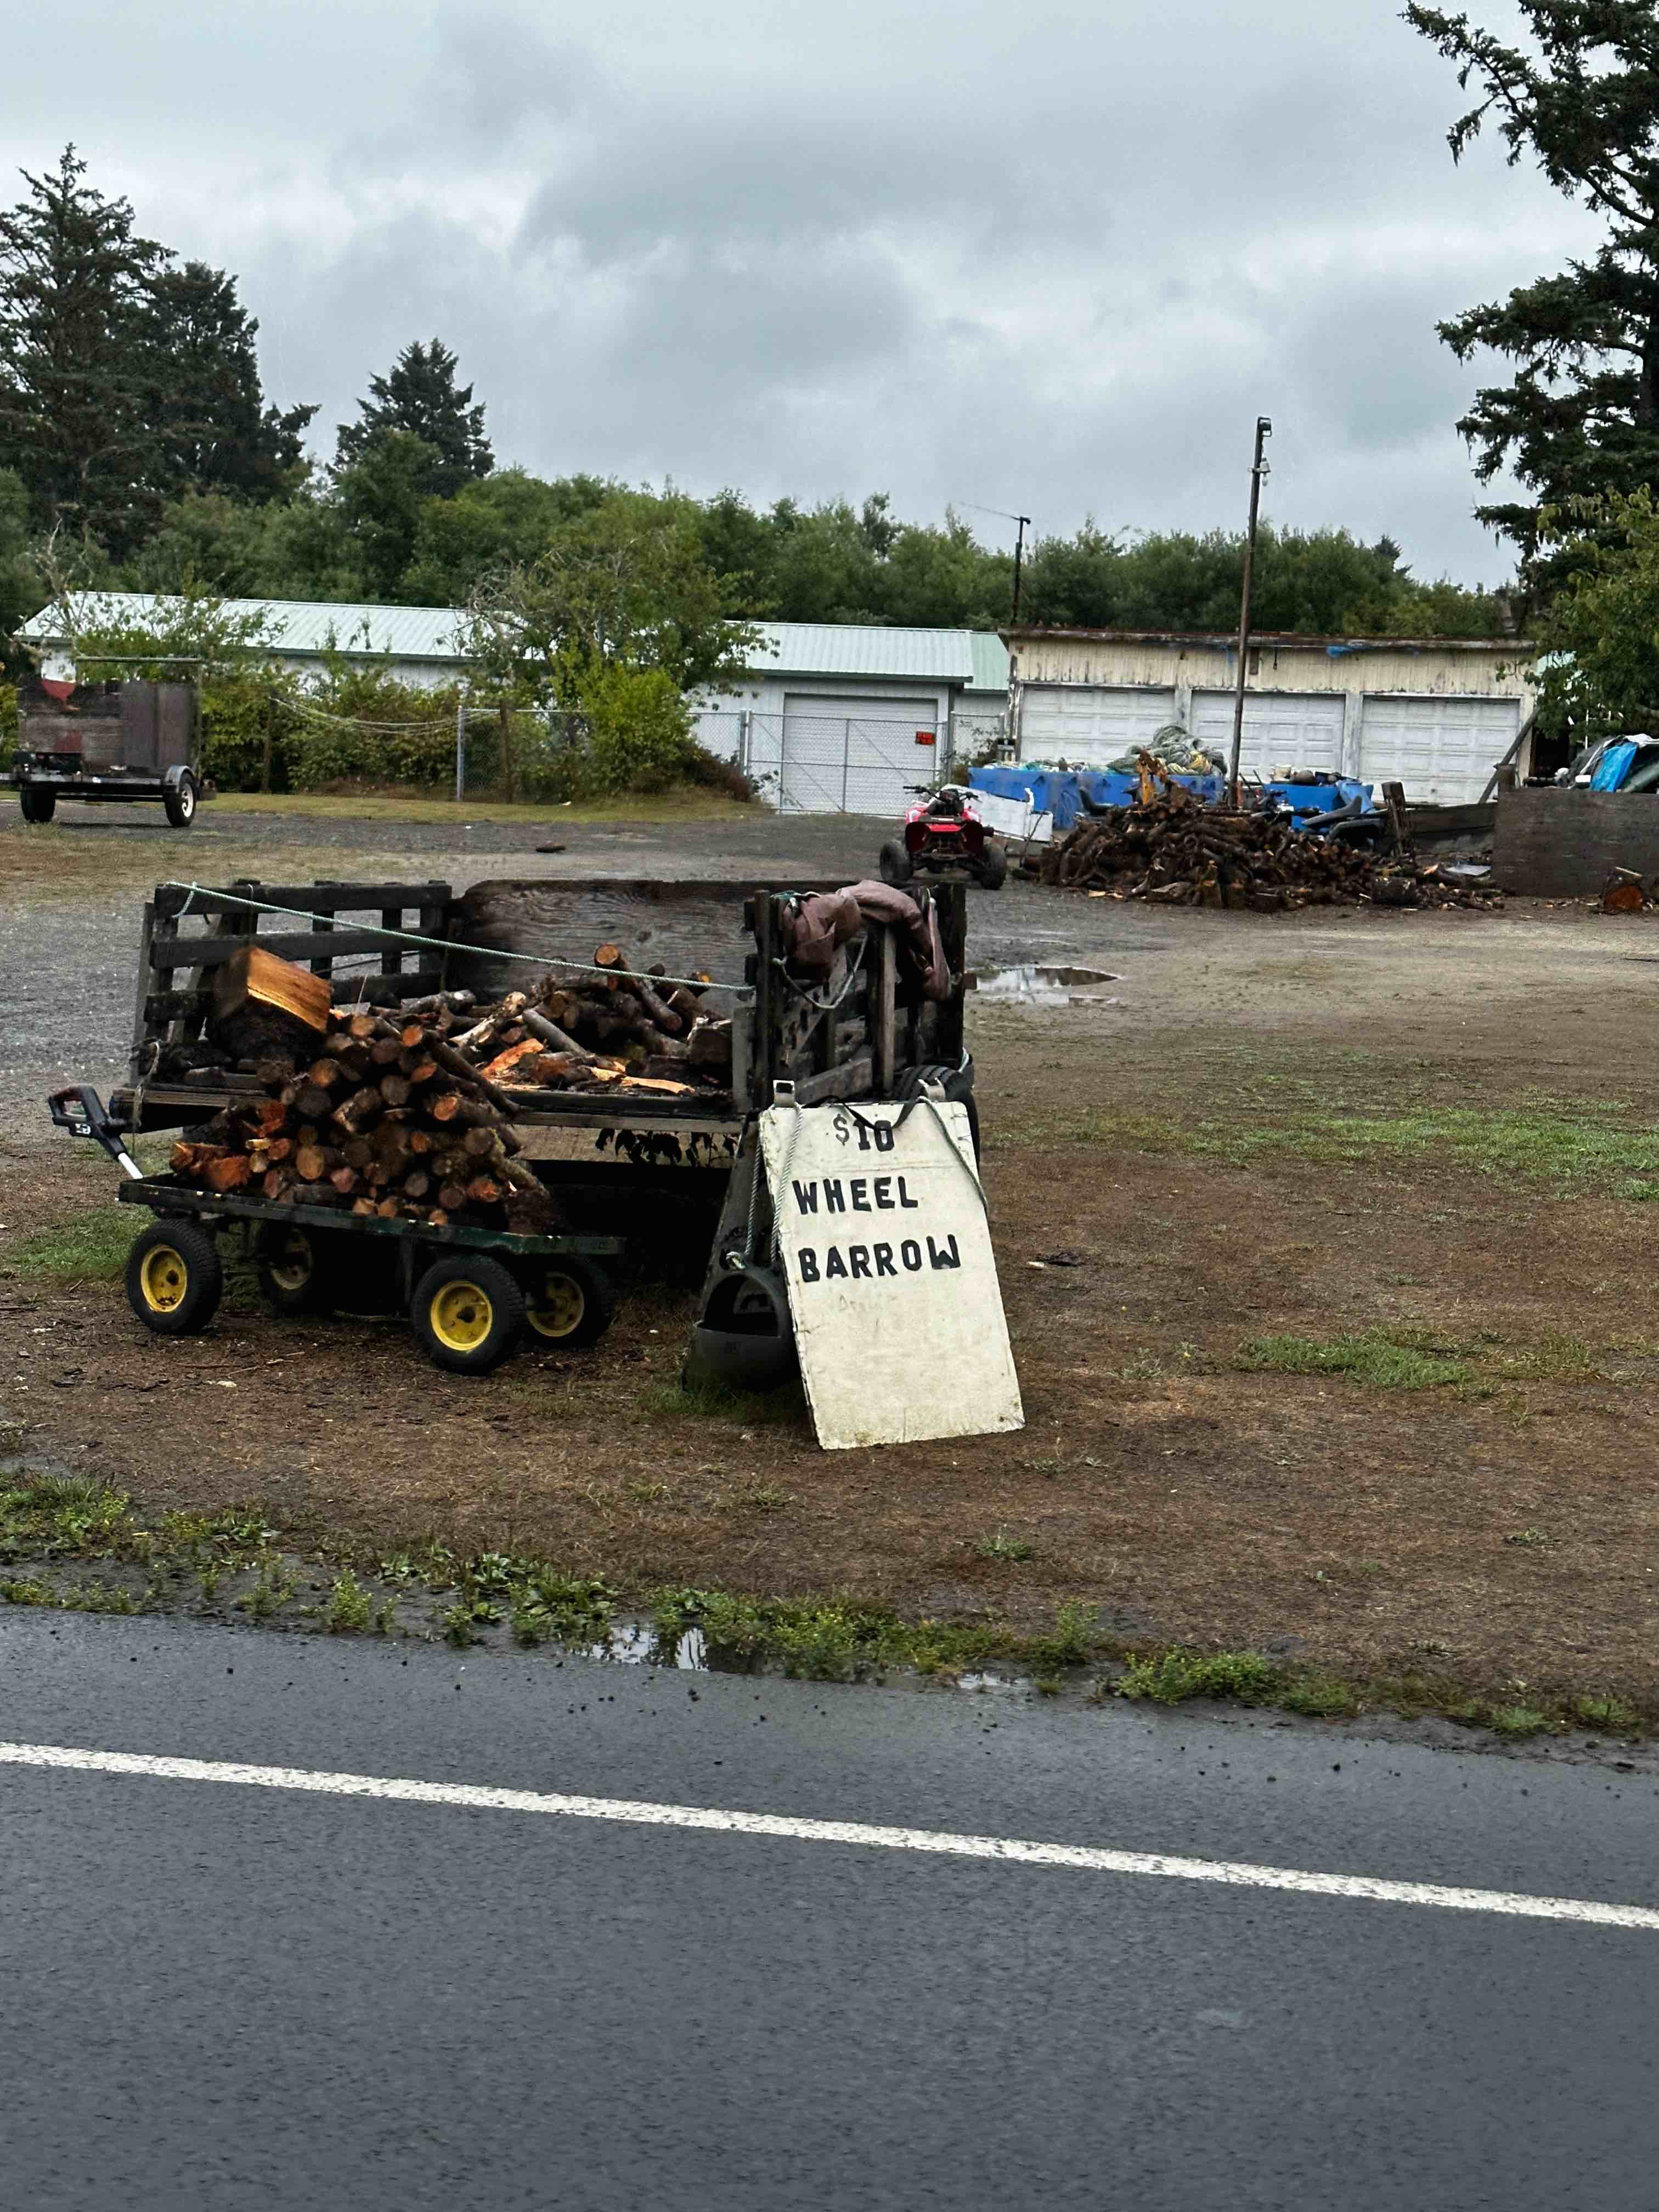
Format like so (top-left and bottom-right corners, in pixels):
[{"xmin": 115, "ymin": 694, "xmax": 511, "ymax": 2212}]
[
  {"xmin": 967, "ymin": 964, "xmax": 1121, "ymax": 1007},
  {"xmin": 588, "ymin": 1623, "xmax": 708, "ymax": 1669},
  {"xmin": 587, "ymin": 1624, "xmax": 1035, "ymax": 1699}
]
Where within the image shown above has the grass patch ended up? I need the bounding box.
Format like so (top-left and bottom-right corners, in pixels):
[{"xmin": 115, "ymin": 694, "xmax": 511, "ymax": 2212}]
[
  {"xmin": 1000, "ymin": 1083, "xmax": 1659, "ymax": 1202},
  {"xmin": 975, "ymin": 1528, "xmax": 1036, "ymax": 1562},
  {"xmin": 1236, "ymin": 1328, "xmax": 1471, "ymax": 1390},
  {"xmin": 0, "ymin": 1575, "xmax": 142, "ymax": 1614},
  {"xmin": 10, "ymin": 1207, "xmax": 132, "ymax": 1283},
  {"xmin": 641, "ymin": 1377, "xmax": 806, "ymax": 1427},
  {"xmin": 1115, "ymin": 1646, "xmax": 1280, "ymax": 1705}
]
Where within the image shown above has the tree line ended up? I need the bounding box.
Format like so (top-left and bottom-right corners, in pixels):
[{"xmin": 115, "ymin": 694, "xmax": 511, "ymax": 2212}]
[
  {"xmin": 0, "ymin": 146, "xmax": 1510, "ymax": 674},
  {"xmin": 12, "ymin": 1, "xmax": 1659, "ymax": 749}
]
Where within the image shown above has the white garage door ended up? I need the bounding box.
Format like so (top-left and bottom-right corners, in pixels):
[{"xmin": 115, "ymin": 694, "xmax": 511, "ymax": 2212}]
[
  {"xmin": 780, "ymin": 694, "xmax": 938, "ymax": 815},
  {"xmin": 1017, "ymin": 686, "xmax": 1178, "ymax": 764},
  {"xmin": 1356, "ymin": 696, "xmax": 1520, "ymax": 806},
  {"xmin": 1191, "ymin": 690, "xmax": 1346, "ymax": 780}
]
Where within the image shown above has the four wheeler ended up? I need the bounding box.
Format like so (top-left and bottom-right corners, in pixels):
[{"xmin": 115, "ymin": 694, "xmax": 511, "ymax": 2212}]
[{"xmin": 878, "ymin": 786, "xmax": 1007, "ymax": 890}]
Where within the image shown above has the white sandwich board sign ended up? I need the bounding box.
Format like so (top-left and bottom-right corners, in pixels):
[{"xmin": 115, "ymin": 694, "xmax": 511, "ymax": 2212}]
[{"xmin": 759, "ymin": 1098, "xmax": 1024, "ymax": 1451}]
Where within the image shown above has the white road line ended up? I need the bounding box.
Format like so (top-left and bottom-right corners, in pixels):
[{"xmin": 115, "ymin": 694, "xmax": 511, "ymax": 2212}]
[{"xmin": 1, "ymin": 1739, "xmax": 1651, "ymax": 1929}]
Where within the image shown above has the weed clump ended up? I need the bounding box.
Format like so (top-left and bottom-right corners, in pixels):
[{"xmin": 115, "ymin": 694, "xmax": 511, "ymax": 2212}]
[
  {"xmin": 1116, "ymin": 1647, "xmax": 1279, "ymax": 1705},
  {"xmin": 1236, "ymin": 1329, "xmax": 1470, "ymax": 1390}
]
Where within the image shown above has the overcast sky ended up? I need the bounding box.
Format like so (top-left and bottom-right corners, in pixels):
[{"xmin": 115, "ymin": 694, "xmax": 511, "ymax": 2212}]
[{"xmin": 5, "ymin": 1, "xmax": 1600, "ymax": 583}]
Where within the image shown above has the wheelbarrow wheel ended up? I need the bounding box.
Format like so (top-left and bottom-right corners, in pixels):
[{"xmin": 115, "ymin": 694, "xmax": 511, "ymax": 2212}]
[
  {"xmin": 411, "ymin": 1253, "xmax": 523, "ymax": 1374},
  {"xmin": 252, "ymin": 1222, "xmax": 336, "ymax": 1316},
  {"xmin": 125, "ymin": 1220, "xmax": 223, "ymax": 1336},
  {"xmin": 520, "ymin": 1257, "xmax": 615, "ymax": 1348}
]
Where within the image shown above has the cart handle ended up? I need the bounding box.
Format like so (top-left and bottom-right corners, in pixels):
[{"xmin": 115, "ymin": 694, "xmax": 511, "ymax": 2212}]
[{"xmin": 48, "ymin": 1087, "xmax": 144, "ymax": 1180}]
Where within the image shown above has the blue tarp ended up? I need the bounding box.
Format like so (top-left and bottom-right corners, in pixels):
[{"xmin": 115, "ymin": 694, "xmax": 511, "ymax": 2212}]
[
  {"xmin": 968, "ymin": 765, "xmax": 1373, "ymax": 832},
  {"xmin": 1591, "ymin": 740, "xmax": 1639, "ymax": 792}
]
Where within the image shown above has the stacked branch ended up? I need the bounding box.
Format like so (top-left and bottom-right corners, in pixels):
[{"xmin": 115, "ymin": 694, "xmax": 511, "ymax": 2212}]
[
  {"xmin": 1030, "ymin": 795, "xmax": 1502, "ymax": 912},
  {"xmin": 443, "ymin": 950, "xmax": 733, "ymax": 1103},
  {"xmin": 171, "ymin": 1007, "xmax": 562, "ymax": 1233}
]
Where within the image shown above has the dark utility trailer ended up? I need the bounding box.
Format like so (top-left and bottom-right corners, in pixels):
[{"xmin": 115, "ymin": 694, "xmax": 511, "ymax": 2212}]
[
  {"xmin": 51, "ymin": 1087, "xmax": 624, "ymax": 1375},
  {"xmin": 94, "ymin": 873, "xmax": 972, "ymax": 1387},
  {"xmin": 11, "ymin": 680, "xmax": 208, "ymax": 827}
]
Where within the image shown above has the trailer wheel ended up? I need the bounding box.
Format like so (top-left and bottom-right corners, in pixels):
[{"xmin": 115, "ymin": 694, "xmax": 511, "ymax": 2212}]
[
  {"xmin": 19, "ymin": 787, "xmax": 55, "ymax": 825},
  {"xmin": 521, "ymin": 1257, "xmax": 615, "ymax": 1347},
  {"xmin": 411, "ymin": 1254, "xmax": 523, "ymax": 1374},
  {"xmin": 163, "ymin": 775, "xmax": 198, "ymax": 828},
  {"xmin": 126, "ymin": 1220, "xmax": 223, "ymax": 1336},
  {"xmin": 252, "ymin": 1223, "xmax": 335, "ymax": 1316},
  {"xmin": 879, "ymin": 838, "xmax": 913, "ymax": 885}
]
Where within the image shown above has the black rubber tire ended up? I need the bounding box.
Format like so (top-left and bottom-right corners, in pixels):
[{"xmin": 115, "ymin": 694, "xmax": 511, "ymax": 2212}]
[
  {"xmin": 520, "ymin": 1256, "xmax": 616, "ymax": 1348},
  {"xmin": 252, "ymin": 1222, "xmax": 336, "ymax": 1316},
  {"xmin": 878, "ymin": 838, "xmax": 913, "ymax": 885},
  {"xmin": 410, "ymin": 1252, "xmax": 524, "ymax": 1374},
  {"xmin": 19, "ymin": 787, "xmax": 55, "ymax": 825},
  {"xmin": 125, "ymin": 1219, "xmax": 224, "ymax": 1336},
  {"xmin": 976, "ymin": 840, "xmax": 1008, "ymax": 890},
  {"xmin": 163, "ymin": 776, "xmax": 198, "ymax": 828}
]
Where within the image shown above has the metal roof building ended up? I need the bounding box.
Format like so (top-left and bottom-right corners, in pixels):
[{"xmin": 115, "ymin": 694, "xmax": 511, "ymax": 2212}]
[
  {"xmin": 15, "ymin": 592, "xmax": 1013, "ymax": 813},
  {"xmin": 16, "ymin": 594, "xmax": 469, "ymax": 690}
]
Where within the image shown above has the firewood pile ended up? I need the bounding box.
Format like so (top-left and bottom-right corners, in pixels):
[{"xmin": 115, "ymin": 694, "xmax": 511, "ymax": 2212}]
[
  {"xmin": 1025, "ymin": 796, "xmax": 1503, "ymax": 912},
  {"xmin": 478, "ymin": 941, "xmax": 734, "ymax": 1100},
  {"xmin": 170, "ymin": 998, "xmax": 565, "ymax": 1233},
  {"xmin": 167, "ymin": 943, "xmax": 737, "ymax": 1230}
]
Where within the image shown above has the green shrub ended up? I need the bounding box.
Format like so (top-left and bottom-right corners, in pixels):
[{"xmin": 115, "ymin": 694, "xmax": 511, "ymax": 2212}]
[{"xmin": 576, "ymin": 662, "xmax": 697, "ymax": 794}]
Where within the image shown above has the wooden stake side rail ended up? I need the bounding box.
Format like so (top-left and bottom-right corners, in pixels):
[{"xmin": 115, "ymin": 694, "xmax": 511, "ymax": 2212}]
[{"xmin": 116, "ymin": 1175, "xmax": 624, "ymax": 1262}]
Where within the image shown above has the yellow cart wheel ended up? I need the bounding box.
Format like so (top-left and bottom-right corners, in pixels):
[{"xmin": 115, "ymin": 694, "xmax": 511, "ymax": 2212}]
[
  {"xmin": 252, "ymin": 1223, "xmax": 336, "ymax": 1316},
  {"xmin": 124, "ymin": 1220, "xmax": 223, "ymax": 1336},
  {"xmin": 521, "ymin": 1258, "xmax": 615, "ymax": 1349},
  {"xmin": 410, "ymin": 1254, "xmax": 524, "ymax": 1375}
]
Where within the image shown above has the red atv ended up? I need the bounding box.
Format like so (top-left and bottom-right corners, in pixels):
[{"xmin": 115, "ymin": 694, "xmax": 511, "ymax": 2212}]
[{"xmin": 879, "ymin": 786, "xmax": 1008, "ymax": 890}]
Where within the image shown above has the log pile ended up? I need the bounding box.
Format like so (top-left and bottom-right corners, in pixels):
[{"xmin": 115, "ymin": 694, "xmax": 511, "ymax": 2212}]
[
  {"xmin": 448, "ymin": 946, "xmax": 733, "ymax": 1104},
  {"xmin": 166, "ymin": 948, "xmax": 737, "ymax": 1101},
  {"xmin": 171, "ymin": 1002, "xmax": 562, "ymax": 1233},
  {"xmin": 168, "ymin": 945, "xmax": 738, "ymax": 1224},
  {"xmin": 1027, "ymin": 795, "xmax": 1503, "ymax": 912}
]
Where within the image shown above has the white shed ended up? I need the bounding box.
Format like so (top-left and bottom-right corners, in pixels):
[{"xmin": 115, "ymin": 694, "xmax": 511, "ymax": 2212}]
[
  {"xmin": 692, "ymin": 622, "xmax": 1009, "ymax": 814},
  {"xmin": 1003, "ymin": 628, "xmax": 1535, "ymax": 805}
]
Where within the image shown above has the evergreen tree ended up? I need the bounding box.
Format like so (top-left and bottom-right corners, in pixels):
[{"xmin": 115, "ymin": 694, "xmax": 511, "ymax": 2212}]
[
  {"xmin": 0, "ymin": 145, "xmax": 167, "ymax": 555},
  {"xmin": 335, "ymin": 338, "xmax": 492, "ymax": 497},
  {"xmin": 1407, "ymin": 2, "xmax": 1659, "ymax": 595},
  {"xmin": 144, "ymin": 262, "xmax": 315, "ymax": 504}
]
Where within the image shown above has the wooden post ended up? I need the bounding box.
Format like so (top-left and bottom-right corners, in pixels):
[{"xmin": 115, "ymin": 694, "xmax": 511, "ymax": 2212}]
[
  {"xmin": 872, "ymin": 926, "xmax": 898, "ymax": 1097},
  {"xmin": 500, "ymin": 704, "xmax": 516, "ymax": 804}
]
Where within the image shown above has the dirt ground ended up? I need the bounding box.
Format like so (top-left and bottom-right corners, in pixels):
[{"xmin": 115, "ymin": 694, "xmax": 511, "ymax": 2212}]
[{"xmin": 6, "ymin": 796, "xmax": 1659, "ymax": 1711}]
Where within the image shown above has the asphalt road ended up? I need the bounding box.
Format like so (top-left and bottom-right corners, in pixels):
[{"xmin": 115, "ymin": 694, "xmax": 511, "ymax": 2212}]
[{"xmin": 3, "ymin": 1613, "xmax": 1657, "ymax": 2209}]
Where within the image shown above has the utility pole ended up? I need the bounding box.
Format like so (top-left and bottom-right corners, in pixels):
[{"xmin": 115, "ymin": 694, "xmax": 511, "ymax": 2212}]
[
  {"xmin": 1227, "ymin": 417, "xmax": 1272, "ymax": 806},
  {"xmin": 455, "ymin": 679, "xmax": 470, "ymax": 805},
  {"xmin": 1010, "ymin": 514, "xmax": 1032, "ymax": 625}
]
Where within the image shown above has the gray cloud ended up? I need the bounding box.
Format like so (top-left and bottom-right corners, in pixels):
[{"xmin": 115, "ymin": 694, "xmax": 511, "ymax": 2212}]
[{"xmin": 0, "ymin": 0, "xmax": 1605, "ymax": 580}]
